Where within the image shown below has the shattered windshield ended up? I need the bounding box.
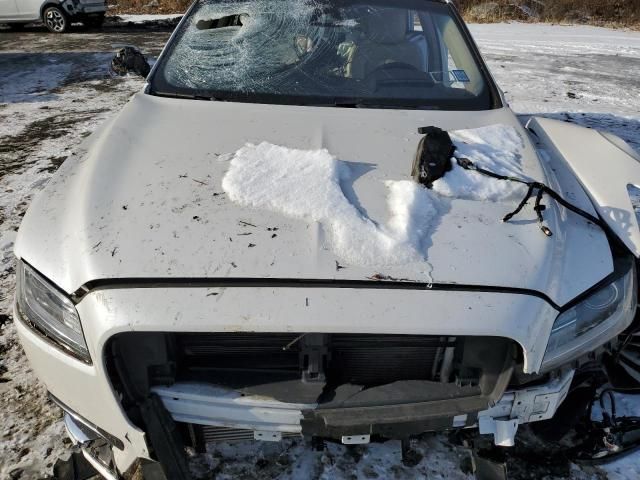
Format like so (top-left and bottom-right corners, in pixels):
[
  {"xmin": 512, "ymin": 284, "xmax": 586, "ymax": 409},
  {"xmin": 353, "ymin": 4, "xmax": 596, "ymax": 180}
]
[{"xmin": 150, "ymin": 0, "xmax": 496, "ymax": 109}]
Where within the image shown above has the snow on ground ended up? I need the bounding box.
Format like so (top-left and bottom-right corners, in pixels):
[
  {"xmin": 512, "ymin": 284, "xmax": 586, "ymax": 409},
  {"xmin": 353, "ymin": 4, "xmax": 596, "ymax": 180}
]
[
  {"xmin": 469, "ymin": 23, "xmax": 640, "ymax": 152},
  {"xmin": 0, "ymin": 47, "xmax": 147, "ymax": 480},
  {"xmin": 0, "ymin": 19, "xmax": 639, "ymax": 480},
  {"xmin": 113, "ymin": 14, "xmax": 183, "ymax": 24},
  {"xmin": 188, "ymin": 435, "xmax": 474, "ymax": 480}
]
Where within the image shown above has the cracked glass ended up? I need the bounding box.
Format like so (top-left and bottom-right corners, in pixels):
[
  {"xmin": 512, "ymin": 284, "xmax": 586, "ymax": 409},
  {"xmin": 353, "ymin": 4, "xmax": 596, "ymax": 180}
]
[{"xmin": 150, "ymin": 0, "xmax": 494, "ymax": 109}]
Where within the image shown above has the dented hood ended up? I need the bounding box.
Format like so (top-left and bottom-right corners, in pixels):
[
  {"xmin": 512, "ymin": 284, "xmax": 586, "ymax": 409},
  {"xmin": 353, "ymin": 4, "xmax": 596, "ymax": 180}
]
[{"xmin": 15, "ymin": 94, "xmax": 613, "ymax": 306}]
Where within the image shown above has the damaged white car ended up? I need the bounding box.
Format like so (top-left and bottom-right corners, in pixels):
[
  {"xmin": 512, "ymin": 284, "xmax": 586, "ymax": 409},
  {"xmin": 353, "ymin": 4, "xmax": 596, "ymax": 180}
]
[{"xmin": 13, "ymin": 0, "xmax": 640, "ymax": 478}]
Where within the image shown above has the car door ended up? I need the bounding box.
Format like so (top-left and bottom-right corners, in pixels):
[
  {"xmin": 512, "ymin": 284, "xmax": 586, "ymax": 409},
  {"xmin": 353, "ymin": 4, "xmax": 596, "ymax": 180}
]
[
  {"xmin": 0, "ymin": 0, "xmax": 20, "ymax": 21},
  {"xmin": 15, "ymin": 0, "xmax": 45, "ymax": 20}
]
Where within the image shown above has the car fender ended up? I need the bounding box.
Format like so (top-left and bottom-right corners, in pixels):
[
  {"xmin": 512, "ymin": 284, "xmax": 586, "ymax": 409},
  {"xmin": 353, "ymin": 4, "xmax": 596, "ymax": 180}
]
[
  {"xmin": 527, "ymin": 116, "xmax": 640, "ymax": 258},
  {"xmin": 40, "ymin": 1, "xmax": 65, "ymax": 17},
  {"xmin": 60, "ymin": 0, "xmax": 77, "ymax": 16}
]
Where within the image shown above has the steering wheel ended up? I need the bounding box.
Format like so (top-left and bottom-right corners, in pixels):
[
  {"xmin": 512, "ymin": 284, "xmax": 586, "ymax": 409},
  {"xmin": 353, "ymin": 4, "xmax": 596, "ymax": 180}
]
[
  {"xmin": 364, "ymin": 62, "xmax": 434, "ymax": 91},
  {"xmin": 365, "ymin": 61, "xmax": 426, "ymax": 79}
]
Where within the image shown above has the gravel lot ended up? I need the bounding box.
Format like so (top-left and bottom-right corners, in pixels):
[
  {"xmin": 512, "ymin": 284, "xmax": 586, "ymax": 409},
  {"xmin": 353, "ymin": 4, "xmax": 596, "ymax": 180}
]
[{"xmin": 1, "ymin": 17, "xmax": 639, "ymax": 480}]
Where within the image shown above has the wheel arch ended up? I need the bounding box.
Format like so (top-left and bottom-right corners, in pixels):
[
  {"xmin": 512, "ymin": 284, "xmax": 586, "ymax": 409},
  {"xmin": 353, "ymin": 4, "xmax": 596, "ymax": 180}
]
[{"xmin": 40, "ymin": 1, "xmax": 66, "ymax": 20}]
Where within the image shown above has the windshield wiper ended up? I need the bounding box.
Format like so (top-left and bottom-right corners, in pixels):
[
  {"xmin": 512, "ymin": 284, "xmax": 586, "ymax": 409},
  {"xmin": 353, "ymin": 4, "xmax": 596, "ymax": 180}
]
[
  {"xmin": 194, "ymin": 95, "xmax": 228, "ymax": 101},
  {"xmin": 315, "ymin": 99, "xmax": 410, "ymax": 109},
  {"xmin": 327, "ymin": 100, "xmax": 440, "ymax": 110},
  {"xmin": 152, "ymin": 91, "xmax": 437, "ymax": 109},
  {"xmin": 152, "ymin": 91, "xmax": 230, "ymax": 102},
  {"xmin": 152, "ymin": 90, "xmax": 198, "ymax": 100}
]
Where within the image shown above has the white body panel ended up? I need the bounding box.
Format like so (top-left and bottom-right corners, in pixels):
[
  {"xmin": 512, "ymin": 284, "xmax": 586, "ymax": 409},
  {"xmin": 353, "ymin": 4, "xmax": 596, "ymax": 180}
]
[
  {"xmin": 75, "ymin": 287, "xmax": 557, "ymax": 373},
  {"xmin": 0, "ymin": 0, "xmax": 21, "ymax": 20},
  {"xmin": 15, "ymin": 278, "xmax": 571, "ymax": 473},
  {"xmin": 15, "ymin": 283, "xmax": 558, "ymax": 473},
  {"xmin": 0, "ymin": 0, "xmax": 48, "ymax": 21},
  {"xmin": 13, "ymin": 311, "xmax": 149, "ymax": 473},
  {"xmin": 16, "ymin": 0, "xmax": 44, "ymax": 19},
  {"xmin": 528, "ymin": 116, "xmax": 640, "ymax": 258},
  {"xmin": 15, "ymin": 94, "xmax": 612, "ymax": 307}
]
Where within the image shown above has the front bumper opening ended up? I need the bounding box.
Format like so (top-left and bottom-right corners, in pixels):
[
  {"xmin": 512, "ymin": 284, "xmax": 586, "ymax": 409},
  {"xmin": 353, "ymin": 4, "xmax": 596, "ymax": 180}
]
[{"xmin": 106, "ymin": 332, "xmax": 518, "ymax": 444}]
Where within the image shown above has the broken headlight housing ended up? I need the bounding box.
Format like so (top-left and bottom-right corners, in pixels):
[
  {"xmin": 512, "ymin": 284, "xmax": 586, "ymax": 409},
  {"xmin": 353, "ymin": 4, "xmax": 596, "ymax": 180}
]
[
  {"xmin": 16, "ymin": 261, "xmax": 90, "ymax": 363},
  {"xmin": 541, "ymin": 257, "xmax": 637, "ymax": 372}
]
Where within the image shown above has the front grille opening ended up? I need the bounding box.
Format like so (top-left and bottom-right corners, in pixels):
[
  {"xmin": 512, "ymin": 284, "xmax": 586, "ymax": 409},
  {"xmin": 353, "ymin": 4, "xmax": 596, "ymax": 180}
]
[
  {"xmin": 328, "ymin": 334, "xmax": 449, "ymax": 386},
  {"xmin": 172, "ymin": 333, "xmax": 460, "ymax": 390},
  {"xmin": 105, "ymin": 331, "xmax": 516, "ymax": 446},
  {"xmin": 106, "ymin": 332, "xmax": 515, "ymax": 409},
  {"xmin": 175, "ymin": 333, "xmax": 302, "ymax": 388}
]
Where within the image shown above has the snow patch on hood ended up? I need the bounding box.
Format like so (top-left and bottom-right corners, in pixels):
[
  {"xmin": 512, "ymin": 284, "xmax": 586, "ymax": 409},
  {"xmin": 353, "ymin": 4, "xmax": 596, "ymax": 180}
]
[
  {"xmin": 222, "ymin": 125, "xmax": 530, "ymax": 267},
  {"xmin": 222, "ymin": 142, "xmax": 440, "ymax": 267},
  {"xmin": 433, "ymin": 124, "xmax": 527, "ymax": 201}
]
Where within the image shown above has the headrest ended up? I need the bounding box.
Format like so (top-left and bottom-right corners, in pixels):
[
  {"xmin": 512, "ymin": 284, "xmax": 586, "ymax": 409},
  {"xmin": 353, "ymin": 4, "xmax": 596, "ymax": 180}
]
[{"xmin": 362, "ymin": 8, "xmax": 408, "ymax": 45}]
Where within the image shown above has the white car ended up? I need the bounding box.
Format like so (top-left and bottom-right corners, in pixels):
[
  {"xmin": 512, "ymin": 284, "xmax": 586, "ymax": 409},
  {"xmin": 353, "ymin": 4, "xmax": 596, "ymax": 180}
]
[
  {"xmin": 13, "ymin": 0, "xmax": 640, "ymax": 478},
  {"xmin": 0, "ymin": 0, "xmax": 106, "ymax": 32}
]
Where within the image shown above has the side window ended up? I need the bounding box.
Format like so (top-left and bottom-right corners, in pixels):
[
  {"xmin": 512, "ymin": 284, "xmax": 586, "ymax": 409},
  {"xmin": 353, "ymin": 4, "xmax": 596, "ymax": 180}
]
[
  {"xmin": 407, "ymin": 10, "xmax": 428, "ymax": 71},
  {"xmin": 446, "ymin": 52, "xmax": 458, "ymax": 70},
  {"xmin": 446, "ymin": 51, "xmax": 467, "ymax": 89},
  {"xmin": 408, "ymin": 11, "xmax": 420, "ymax": 32},
  {"xmin": 433, "ymin": 19, "xmax": 479, "ymax": 93}
]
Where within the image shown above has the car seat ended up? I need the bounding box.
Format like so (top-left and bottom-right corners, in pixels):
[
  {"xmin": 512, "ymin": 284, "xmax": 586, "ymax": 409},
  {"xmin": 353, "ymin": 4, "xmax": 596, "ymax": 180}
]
[{"xmin": 348, "ymin": 8, "xmax": 425, "ymax": 79}]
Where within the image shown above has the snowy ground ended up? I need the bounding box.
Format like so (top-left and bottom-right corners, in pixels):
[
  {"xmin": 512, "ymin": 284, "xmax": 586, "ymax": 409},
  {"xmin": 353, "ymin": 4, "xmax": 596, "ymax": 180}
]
[
  {"xmin": 470, "ymin": 23, "xmax": 640, "ymax": 151},
  {"xmin": 0, "ymin": 18, "xmax": 639, "ymax": 480},
  {"xmin": 113, "ymin": 14, "xmax": 183, "ymax": 24}
]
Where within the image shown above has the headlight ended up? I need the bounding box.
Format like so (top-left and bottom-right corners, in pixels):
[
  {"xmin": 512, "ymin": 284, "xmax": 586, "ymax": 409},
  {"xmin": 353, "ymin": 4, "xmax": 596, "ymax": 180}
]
[
  {"xmin": 541, "ymin": 258, "xmax": 637, "ymax": 372},
  {"xmin": 16, "ymin": 261, "xmax": 90, "ymax": 363}
]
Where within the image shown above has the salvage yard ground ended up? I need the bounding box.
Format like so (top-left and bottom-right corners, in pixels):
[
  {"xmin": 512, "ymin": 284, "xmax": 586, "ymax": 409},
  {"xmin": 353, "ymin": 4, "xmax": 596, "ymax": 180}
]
[{"xmin": 1, "ymin": 17, "xmax": 640, "ymax": 480}]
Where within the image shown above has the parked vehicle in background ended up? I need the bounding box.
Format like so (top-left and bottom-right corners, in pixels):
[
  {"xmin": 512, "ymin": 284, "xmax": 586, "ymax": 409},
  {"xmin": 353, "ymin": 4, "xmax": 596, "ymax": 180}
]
[{"xmin": 0, "ymin": 0, "xmax": 106, "ymax": 32}]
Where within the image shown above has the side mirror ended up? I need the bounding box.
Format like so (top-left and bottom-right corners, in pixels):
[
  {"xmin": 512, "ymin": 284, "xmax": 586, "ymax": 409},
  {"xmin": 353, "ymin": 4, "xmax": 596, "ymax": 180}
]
[{"xmin": 111, "ymin": 46, "xmax": 151, "ymax": 78}]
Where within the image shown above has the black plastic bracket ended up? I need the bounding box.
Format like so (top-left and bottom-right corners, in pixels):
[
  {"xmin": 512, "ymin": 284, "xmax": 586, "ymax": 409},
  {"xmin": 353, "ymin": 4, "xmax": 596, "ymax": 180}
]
[
  {"xmin": 139, "ymin": 394, "xmax": 192, "ymax": 480},
  {"xmin": 472, "ymin": 449, "xmax": 509, "ymax": 480},
  {"xmin": 300, "ymin": 333, "xmax": 330, "ymax": 383},
  {"xmin": 52, "ymin": 450, "xmax": 98, "ymax": 480}
]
